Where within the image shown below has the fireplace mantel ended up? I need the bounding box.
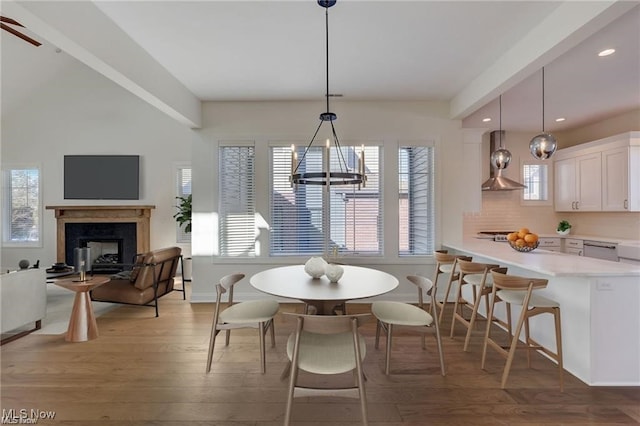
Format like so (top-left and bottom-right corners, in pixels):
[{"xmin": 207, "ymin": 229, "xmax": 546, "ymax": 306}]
[{"xmin": 46, "ymin": 205, "xmax": 155, "ymax": 262}]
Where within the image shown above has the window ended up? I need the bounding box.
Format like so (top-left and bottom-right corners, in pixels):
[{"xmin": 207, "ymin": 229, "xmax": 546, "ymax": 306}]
[
  {"xmin": 218, "ymin": 145, "xmax": 256, "ymax": 257},
  {"xmin": 522, "ymin": 162, "xmax": 550, "ymax": 203},
  {"xmin": 176, "ymin": 165, "xmax": 192, "ymax": 243},
  {"xmin": 270, "ymin": 144, "xmax": 381, "ymax": 256},
  {"xmin": 399, "ymin": 146, "xmax": 435, "ymax": 256},
  {"xmin": 2, "ymin": 165, "xmax": 41, "ymax": 246}
]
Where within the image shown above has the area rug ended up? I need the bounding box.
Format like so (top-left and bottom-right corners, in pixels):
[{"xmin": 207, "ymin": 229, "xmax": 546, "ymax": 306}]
[{"xmin": 33, "ymin": 284, "xmax": 119, "ymax": 335}]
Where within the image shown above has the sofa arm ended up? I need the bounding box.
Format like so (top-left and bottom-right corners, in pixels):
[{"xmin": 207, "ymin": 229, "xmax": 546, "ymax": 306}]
[{"xmin": 1, "ymin": 268, "xmax": 46, "ymax": 334}]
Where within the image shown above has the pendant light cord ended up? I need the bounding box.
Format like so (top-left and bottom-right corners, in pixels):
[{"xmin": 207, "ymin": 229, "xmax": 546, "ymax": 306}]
[
  {"xmin": 325, "ymin": 7, "xmax": 330, "ymax": 113},
  {"xmin": 542, "ymin": 66, "xmax": 546, "ymax": 133},
  {"xmin": 499, "ymin": 94, "xmax": 503, "ymax": 148}
]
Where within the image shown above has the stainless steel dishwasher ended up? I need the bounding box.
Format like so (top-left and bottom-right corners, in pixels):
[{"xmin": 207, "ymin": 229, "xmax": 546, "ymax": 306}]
[{"xmin": 583, "ymin": 240, "xmax": 619, "ymax": 261}]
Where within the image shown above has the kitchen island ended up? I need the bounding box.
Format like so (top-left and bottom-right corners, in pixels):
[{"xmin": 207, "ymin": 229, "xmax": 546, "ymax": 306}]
[{"xmin": 443, "ymin": 238, "xmax": 640, "ymax": 386}]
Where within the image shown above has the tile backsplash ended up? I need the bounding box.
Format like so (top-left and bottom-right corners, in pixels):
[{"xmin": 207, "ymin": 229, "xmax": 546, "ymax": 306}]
[{"xmin": 463, "ymin": 190, "xmax": 640, "ymax": 240}]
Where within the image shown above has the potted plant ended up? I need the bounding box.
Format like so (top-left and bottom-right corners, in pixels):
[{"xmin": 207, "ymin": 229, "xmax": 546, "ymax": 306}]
[
  {"xmin": 557, "ymin": 220, "xmax": 571, "ymax": 235},
  {"xmin": 174, "ymin": 194, "xmax": 192, "ymax": 281},
  {"xmin": 174, "ymin": 194, "xmax": 192, "ymax": 233}
]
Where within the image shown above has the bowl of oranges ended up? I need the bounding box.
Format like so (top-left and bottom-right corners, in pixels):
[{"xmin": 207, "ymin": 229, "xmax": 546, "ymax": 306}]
[{"xmin": 507, "ymin": 228, "xmax": 539, "ymax": 252}]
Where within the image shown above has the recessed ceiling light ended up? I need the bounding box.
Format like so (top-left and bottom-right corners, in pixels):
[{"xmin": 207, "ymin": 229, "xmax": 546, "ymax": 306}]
[
  {"xmin": 482, "ymin": 118, "xmax": 491, "ymax": 122},
  {"xmin": 598, "ymin": 48, "xmax": 615, "ymax": 57},
  {"xmin": 555, "ymin": 117, "xmax": 566, "ymax": 122}
]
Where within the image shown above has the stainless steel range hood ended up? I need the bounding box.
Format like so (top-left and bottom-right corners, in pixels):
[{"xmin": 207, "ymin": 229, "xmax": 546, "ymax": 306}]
[{"xmin": 481, "ymin": 131, "xmax": 526, "ymax": 191}]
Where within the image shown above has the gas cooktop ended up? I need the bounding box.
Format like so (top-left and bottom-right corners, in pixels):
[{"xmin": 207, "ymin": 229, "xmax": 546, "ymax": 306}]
[{"xmin": 476, "ymin": 231, "xmax": 516, "ymax": 242}]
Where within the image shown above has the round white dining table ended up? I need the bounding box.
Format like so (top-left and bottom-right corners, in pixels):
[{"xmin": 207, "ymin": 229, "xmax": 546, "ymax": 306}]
[{"xmin": 250, "ymin": 264, "xmax": 399, "ymax": 314}]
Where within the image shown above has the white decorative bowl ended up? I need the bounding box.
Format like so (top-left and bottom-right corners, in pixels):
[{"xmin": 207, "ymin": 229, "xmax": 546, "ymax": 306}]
[
  {"xmin": 556, "ymin": 229, "xmax": 571, "ymax": 236},
  {"xmin": 304, "ymin": 257, "xmax": 327, "ymax": 279},
  {"xmin": 324, "ymin": 263, "xmax": 344, "ymax": 283}
]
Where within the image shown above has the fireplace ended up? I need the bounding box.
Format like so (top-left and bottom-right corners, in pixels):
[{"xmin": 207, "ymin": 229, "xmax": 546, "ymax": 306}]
[
  {"xmin": 46, "ymin": 205, "xmax": 155, "ymax": 265},
  {"xmin": 65, "ymin": 222, "xmax": 137, "ymax": 272}
]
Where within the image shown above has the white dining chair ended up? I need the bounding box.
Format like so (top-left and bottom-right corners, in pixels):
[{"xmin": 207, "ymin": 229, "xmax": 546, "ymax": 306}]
[
  {"xmin": 205, "ymin": 273, "xmax": 279, "ymax": 374},
  {"xmin": 371, "ymin": 275, "xmax": 446, "ymax": 376},
  {"xmin": 283, "ymin": 312, "xmax": 371, "ymax": 426}
]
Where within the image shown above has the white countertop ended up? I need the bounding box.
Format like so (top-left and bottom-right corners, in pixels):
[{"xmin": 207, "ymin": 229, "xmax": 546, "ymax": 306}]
[{"xmin": 443, "ymin": 239, "xmax": 640, "ymax": 277}]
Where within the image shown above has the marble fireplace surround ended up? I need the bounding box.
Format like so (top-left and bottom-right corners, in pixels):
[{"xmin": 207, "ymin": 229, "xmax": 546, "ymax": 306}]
[{"xmin": 46, "ymin": 205, "xmax": 155, "ymax": 263}]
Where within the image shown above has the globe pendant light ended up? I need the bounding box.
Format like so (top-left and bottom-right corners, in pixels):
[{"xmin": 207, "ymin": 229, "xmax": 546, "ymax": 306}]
[
  {"xmin": 290, "ymin": 0, "xmax": 365, "ymax": 188},
  {"xmin": 481, "ymin": 95, "xmax": 526, "ymax": 191},
  {"xmin": 490, "ymin": 95, "xmax": 512, "ymax": 170},
  {"xmin": 529, "ymin": 67, "xmax": 558, "ymax": 160}
]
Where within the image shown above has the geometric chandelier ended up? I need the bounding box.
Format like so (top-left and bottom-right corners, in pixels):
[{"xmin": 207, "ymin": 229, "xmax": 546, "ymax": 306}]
[{"xmin": 290, "ymin": 0, "xmax": 365, "ymax": 188}]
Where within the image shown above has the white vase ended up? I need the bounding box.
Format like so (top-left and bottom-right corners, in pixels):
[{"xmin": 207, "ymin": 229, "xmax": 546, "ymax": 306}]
[
  {"xmin": 324, "ymin": 263, "xmax": 344, "ymax": 283},
  {"xmin": 304, "ymin": 257, "xmax": 327, "ymax": 279},
  {"xmin": 557, "ymin": 229, "xmax": 570, "ymax": 236}
]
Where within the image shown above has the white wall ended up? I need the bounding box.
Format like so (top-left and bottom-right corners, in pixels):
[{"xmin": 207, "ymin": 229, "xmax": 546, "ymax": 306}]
[
  {"xmin": 190, "ymin": 100, "xmax": 465, "ymax": 302},
  {"xmin": 1, "ymin": 59, "xmax": 195, "ymax": 270}
]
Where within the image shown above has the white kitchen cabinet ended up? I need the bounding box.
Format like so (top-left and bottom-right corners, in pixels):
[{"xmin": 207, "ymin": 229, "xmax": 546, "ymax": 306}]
[
  {"xmin": 554, "ymin": 131, "xmax": 639, "ymax": 212},
  {"xmin": 538, "ymin": 237, "xmax": 561, "ymax": 252},
  {"xmin": 554, "ymin": 152, "xmax": 601, "ymax": 211},
  {"xmin": 564, "ymin": 238, "xmax": 583, "ymax": 256},
  {"xmin": 602, "ymin": 144, "xmax": 640, "ymax": 211}
]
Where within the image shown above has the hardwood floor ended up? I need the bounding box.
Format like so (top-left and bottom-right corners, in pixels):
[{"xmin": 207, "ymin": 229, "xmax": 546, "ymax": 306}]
[{"xmin": 1, "ymin": 286, "xmax": 639, "ymax": 425}]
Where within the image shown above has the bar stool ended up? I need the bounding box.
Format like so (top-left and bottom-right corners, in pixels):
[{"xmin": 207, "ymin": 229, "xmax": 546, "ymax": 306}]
[
  {"xmin": 449, "ymin": 259, "xmax": 501, "ymax": 352},
  {"xmin": 433, "ymin": 251, "xmax": 472, "ymax": 323},
  {"xmin": 481, "ymin": 269, "xmax": 563, "ymax": 390}
]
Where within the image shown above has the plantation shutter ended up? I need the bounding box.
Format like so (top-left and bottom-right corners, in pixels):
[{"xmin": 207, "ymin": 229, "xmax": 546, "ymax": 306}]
[
  {"xmin": 399, "ymin": 146, "xmax": 435, "ymax": 256},
  {"xmin": 176, "ymin": 166, "xmax": 192, "ymax": 243},
  {"xmin": 219, "ymin": 145, "xmax": 256, "ymax": 257},
  {"xmin": 270, "ymin": 145, "xmax": 325, "ymax": 256},
  {"xmin": 329, "ymin": 145, "xmax": 382, "ymax": 255}
]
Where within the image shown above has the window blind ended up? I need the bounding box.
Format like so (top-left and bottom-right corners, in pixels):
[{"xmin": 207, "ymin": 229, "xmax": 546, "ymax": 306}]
[
  {"xmin": 399, "ymin": 146, "xmax": 435, "ymax": 256},
  {"xmin": 270, "ymin": 145, "xmax": 381, "ymax": 256},
  {"xmin": 219, "ymin": 146, "xmax": 256, "ymax": 257},
  {"xmin": 3, "ymin": 167, "xmax": 40, "ymax": 243},
  {"xmin": 176, "ymin": 166, "xmax": 192, "ymax": 243}
]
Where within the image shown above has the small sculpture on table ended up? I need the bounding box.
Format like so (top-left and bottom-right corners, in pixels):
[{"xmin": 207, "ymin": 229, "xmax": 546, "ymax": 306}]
[
  {"xmin": 304, "ymin": 257, "xmax": 327, "ymax": 279},
  {"xmin": 324, "ymin": 263, "xmax": 344, "ymax": 283}
]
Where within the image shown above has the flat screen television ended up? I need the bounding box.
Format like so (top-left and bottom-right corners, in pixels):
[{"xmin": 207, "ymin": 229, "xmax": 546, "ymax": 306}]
[{"xmin": 64, "ymin": 155, "xmax": 140, "ymax": 200}]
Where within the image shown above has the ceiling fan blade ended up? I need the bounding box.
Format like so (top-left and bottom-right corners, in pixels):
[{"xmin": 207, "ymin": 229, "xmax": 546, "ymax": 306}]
[
  {"xmin": 1, "ymin": 22, "xmax": 42, "ymax": 47},
  {"xmin": 0, "ymin": 16, "xmax": 24, "ymax": 27}
]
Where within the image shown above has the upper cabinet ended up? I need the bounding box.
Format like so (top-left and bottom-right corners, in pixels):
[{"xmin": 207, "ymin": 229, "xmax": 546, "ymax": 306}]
[
  {"xmin": 555, "ymin": 153, "xmax": 601, "ymax": 211},
  {"xmin": 554, "ymin": 132, "xmax": 640, "ymax": 212}
]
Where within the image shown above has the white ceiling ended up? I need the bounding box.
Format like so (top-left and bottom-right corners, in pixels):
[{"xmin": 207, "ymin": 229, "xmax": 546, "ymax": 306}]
[{"xmin": 2, "ymin": 1, "xmax": 639, "ymax": 132}]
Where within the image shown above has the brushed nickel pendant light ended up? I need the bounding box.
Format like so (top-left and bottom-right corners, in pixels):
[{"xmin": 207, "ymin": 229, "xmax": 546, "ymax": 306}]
[
  {"xmin": 290, "ymin": 0, "xmax": 365, "ymax": 188},
  {"xmin": 529, "ymin": 67, "xmax": 558, "ymax": 160}
]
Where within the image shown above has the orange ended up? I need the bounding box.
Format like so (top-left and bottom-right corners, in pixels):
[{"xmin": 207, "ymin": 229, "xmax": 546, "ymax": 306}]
[
  {"xmin": 507, "ymin": 232, "xmax": 518, "ymax": 242},
  {"xmin": 518, "ymin": 227, "xmax": 530, "ymax": 239},
  {"xmin": 524, "ymin": 233, "xmax": 538, "ymax": 243},
  {"xmin": 515, "ymin": 238, "xmax": 526, "ymax": 247}
]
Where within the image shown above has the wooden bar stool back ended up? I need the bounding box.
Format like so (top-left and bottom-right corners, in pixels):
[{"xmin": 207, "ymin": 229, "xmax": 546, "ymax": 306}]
[
  {"xmin": 481, "ymin": 269, "xmax": 563, "ymax": 390},
  {"xmin": 449, "ymin": 259, "xmax": 501, "ymax": 352},
  {"xmin": 434, "ymin": 251, "xmax": 472, "ymax": 323}
]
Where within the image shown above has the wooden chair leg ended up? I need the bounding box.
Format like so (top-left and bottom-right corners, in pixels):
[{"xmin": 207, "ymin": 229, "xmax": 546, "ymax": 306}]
[
  {"xmin": 438, "ymin": 271, "xmax": 457, "ymax": 323},
  {"xmin": 431, "ymin": 306, "xmax": 446, "ymax": 376},
  {"xmin": 374, "ymin": 320, "xmax": 382, "ymax": 349},
  {"xmin": 206, "ymin": 328, "xmax": 220, "ymax": 373},
  {"xmin": 269, "ymin": 319, "xmax": 276, "ymax": 348},
  {"xmin": 449, "ymin": 279, "xmax": 464, "ymax": 338},
  {"xmin": 385, "ymin": 323, "xmax": 393, "ymax": 375},
  {"xmin": 554, "ymin": 307, "xmax": 564, "ymax": 392},
  {"xmin": 501, "ymin": 304, "xmax": 528, "ymax": 389},
  {"xmin": 481, "ymin": 294, "xmax": 496, "ymax": 370},
  {"xmin": 463, "ymin": 286, "xmax": 485, "ymax": 352},
  {"xmin": 259, "ymin": 322, "xmax": 266, "ymax": 374},
  {"xmin": 524, "ymin": 314, "xmax": 532, "ymax": 368}
]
